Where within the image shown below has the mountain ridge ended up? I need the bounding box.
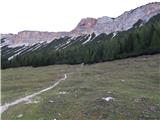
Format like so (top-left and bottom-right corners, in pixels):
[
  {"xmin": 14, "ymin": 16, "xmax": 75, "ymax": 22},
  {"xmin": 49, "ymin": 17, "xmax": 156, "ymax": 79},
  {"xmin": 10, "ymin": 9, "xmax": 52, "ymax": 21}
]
[
  {"xmin": 1, "ymin": 12, "xmax": 160, "ymax": 68},
  {"xmin": 1, "ymin": 2, "xmax": 160, "ymax": 47}
]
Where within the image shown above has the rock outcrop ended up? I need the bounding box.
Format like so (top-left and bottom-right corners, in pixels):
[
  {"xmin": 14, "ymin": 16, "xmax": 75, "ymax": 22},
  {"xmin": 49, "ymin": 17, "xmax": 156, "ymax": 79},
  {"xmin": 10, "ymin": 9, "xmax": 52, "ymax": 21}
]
[
  {"xmin": 72, "ymin": 2, "xmax": 160, "ymax": 34},
  {"xmin": 71, "ymin": 18, "xmax": 97, "ymax": 35}
]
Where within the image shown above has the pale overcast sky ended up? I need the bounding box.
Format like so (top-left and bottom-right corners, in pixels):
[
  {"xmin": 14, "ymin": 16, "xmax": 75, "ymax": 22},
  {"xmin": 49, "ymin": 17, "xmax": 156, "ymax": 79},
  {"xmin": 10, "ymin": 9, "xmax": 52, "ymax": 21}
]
[{"xmin": 0, "ymin": 0, "xmax": 159, "ymax": 34}]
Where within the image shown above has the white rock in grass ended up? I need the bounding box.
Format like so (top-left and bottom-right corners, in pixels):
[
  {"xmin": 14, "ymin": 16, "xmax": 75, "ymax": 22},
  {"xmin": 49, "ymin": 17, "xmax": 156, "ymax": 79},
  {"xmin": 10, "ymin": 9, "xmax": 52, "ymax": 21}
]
[
  {"xmin": 25, "ymin": 100, "xmax": 40, "ymax": 104},
  {"xmin": 58, "ymin": 91, "xmax": 66, "ymax": 94},
  {"xmin": 107, "ymin": 91, "xmax": 111, "ymax": 94},
  {"xmin": 121, "ymin": 79, "xmax": 125, "ymax": 82},
  {"xmin": 17, "ymin": 114, "xmax": 23, "ymax": 118},
  {"xmin": 58, "ymin": 113, "xmax": 61, "ymax": 116},
  {"xmin": 49, "ymin": 100, "xmax": 54, "ymax": 103},
  {"xmin": 54, "ymin": 119, "xmax": 57, "ymax": 120},
  {"xmin": 102, "ymin": 97, "xmax": 114, "ymax": 102},
  {"xmin": 33, "ymin": 100, "xmax": 40, "ymax": 104}
]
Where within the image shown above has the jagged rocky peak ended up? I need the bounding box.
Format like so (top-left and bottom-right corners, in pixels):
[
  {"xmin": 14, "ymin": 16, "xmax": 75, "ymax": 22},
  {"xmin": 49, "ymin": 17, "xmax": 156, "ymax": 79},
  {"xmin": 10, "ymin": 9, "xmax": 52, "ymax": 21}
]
[
  {"xmin": 1, "ymin": 2, "xmax": 160, "ymax": 47},
  {"xmin": 128, "ymin": 2, "xmax": 160, "ymax": 20},
  {"xmin": 72, "ymin": 2, "xmax": 160, "ymax": 34},
  {"xmin": 94, "ymin": 2, "xmax": 160, "ymax": 34},
  {"xmin": 117, "ymin": 2, "xmax": 160, "ymax": 20},
  {"xmin": 71, "ymin": 17, "xmax": 97, "ymax": 35},
  {"xmin": 113, "ymin": 2, "xmax": 160, "ymax": 31}
]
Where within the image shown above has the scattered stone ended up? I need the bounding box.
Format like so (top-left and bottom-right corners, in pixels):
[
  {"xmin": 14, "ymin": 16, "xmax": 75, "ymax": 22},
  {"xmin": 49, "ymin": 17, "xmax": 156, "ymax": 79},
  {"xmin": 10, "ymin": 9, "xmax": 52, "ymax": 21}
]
[
  {"xmin": 81, "ymin": 63, "xmax": 84, "ymax": 67},
  {"xmin": 107, "ymin": 91, "xmax": 111, "ymax": 94},
  {"xmin": 142, "ymin": 58, "xmax": 147, "ymax": 61},
  {"xmin": 25, "ymin": 100, "xmax": 40, "ymax": 104},
  {"xmin": 58, "ymin": 91, "xmax": 67, "ymax": 95},
  {"xmin": 134, "ymin": 99, "xmax": 139, "ymax": 102},
  {"xmin": 102, "ymin": 97, "xmax": 114, "ymax": 102},
  {"xmin": 139, "ymin": 96, "xmax": 148, "ymax": 102},
  {"xmin": 17, "ymin": 114, "xmax": 23, "ymax": 118},
  {"xmin": 58, "ymin": 113, "xmax": 61, "ymax": 116},
  {"xmin": 121, "ymin": 80, "xmax": 125, "ymax": 82},
  {"xmin": 149, "ymin": 106, "xmax": 157, "ymax": 112},
  {"xmin": 33, "ymin": 100, "xmax": 40, "ymax": 104},
  {"xmin": 49, "ymin": 100, "xmax": 54, "ymax": 103}
]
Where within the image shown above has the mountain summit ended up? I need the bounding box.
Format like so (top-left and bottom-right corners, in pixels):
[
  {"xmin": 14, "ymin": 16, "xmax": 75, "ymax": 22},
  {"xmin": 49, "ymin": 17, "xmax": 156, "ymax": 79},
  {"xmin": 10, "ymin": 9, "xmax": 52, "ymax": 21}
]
[
  {"xmin": 72, "ymin": 2, "xmax": 160, "ymax": 34},
  {"xmin": 1, "ymin": 2, "xmax": 160, "ymax": 47}
]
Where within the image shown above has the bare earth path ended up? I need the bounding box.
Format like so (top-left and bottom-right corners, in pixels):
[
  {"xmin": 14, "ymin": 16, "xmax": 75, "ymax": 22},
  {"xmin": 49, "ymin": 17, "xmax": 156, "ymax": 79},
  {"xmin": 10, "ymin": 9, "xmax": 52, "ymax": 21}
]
[{"xmin": 0, "ymin": 74, "xmax": 67, "ymax": 113}]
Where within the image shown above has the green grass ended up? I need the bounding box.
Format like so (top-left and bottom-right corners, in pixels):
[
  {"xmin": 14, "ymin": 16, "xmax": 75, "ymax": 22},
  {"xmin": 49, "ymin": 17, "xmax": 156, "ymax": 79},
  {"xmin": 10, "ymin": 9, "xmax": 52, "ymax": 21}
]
[{"xmin": 1, "ymin": 54, "xmax": 160, "ymax": 120}]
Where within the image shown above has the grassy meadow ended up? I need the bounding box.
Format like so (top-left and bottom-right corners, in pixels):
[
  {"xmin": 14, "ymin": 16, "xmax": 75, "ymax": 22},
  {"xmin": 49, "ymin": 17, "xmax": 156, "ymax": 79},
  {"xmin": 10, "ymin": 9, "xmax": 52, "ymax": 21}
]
[{"xmin": 1, "ymin": 54, "xmax": 160, "ymax": 120}]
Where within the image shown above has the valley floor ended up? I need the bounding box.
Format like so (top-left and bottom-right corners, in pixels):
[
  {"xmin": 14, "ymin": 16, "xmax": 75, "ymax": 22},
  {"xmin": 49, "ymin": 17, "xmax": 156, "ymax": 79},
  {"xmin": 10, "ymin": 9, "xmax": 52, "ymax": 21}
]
[{"xmin": 1, "ymin": 54, "xmax": 160, "ymax": 120}]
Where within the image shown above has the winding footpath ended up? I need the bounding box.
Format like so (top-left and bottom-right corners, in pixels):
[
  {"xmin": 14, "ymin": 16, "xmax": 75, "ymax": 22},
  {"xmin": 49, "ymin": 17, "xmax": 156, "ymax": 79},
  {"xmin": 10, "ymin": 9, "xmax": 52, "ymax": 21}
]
[{"xmin": 0, "ymin": 74, "xmax": 67, "ymax": 113}]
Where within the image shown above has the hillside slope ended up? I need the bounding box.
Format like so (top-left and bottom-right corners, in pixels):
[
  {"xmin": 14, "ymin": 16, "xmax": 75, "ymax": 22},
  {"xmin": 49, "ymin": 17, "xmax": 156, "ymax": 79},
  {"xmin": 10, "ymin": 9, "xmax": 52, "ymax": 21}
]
[{"xmin": 2, "ymin": 14, "xmax": 160, "ymax": 68}]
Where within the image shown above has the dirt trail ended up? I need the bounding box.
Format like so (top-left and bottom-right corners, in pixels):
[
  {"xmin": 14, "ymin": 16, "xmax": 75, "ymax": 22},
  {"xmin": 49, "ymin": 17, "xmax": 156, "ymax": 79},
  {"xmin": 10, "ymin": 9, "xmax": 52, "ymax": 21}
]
[{"xmin": 0, "ymin": 74, "xmax": 67, "ymax": 113}]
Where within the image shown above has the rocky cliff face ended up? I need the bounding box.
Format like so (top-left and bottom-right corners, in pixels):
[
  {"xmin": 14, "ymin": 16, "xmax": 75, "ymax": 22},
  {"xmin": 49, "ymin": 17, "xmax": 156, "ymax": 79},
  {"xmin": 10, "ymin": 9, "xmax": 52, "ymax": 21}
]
[
  {"xmin": 1, "ymin": 31, "xmax": 71, "ymax": 47},
  {"xmin": 71, "ymin": 18, "xmax": 97, "ymax": 35},
  {"xmin": 1, "ymin": 2, "xmax": 160, "ymax": 47},
  {"xmin": 1, "ymin": 31, "xmax": 55, "ymax": 47},
  {"xmin": 14, "ymin": 31, "xmax": 55, "ymax": 44},
  {"xmin": 72, "ymin": 2, "xmax": 160, "ymax": 34}
]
